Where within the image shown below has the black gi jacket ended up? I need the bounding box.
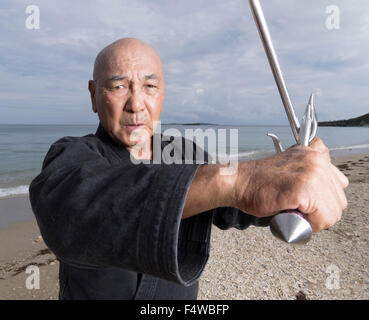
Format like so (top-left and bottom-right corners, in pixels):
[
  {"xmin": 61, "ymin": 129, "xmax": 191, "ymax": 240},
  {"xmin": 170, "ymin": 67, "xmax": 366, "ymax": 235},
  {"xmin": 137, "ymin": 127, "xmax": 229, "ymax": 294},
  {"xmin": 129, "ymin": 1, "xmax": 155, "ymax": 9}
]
[{"xmin": 29, "ymin": 123, "xmax": 271, "ymax": 300}]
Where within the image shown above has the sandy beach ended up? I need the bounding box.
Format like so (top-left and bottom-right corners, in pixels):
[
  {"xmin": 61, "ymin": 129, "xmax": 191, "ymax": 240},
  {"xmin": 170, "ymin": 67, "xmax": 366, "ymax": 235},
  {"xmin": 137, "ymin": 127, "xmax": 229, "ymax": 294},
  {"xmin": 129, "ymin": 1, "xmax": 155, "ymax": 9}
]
[{"xmin": 0, "ymin": 153, "xmax": 368, "ymax": 300}]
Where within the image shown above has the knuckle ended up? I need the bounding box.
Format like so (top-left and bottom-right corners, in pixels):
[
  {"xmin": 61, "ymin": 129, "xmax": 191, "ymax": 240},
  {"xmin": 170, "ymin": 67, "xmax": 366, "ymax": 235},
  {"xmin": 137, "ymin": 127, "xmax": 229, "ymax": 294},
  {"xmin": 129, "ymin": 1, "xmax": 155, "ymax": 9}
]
[
  {"xmin": 299, "ymin": 156, "xmax": 318, "ymax": 177},
  {"xmin": 306, "ymin": 164, "xmax": 323, "ymax": 185}
]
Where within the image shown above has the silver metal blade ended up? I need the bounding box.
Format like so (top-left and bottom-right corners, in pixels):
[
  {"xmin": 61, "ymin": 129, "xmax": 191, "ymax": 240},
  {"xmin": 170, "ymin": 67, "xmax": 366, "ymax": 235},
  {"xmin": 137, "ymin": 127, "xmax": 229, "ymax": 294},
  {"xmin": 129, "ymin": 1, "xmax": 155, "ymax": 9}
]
[
  {"xmin": 249, "ymin": 0, "xmax": 300, "ymax": 143},
  {"xmin": 298, "ymin": 99, "xmax": 313, "ymax": 146},
  {"xmin": 267, "ymin": 133, "xmax": 284, "ymax": 153},
  {"xmin": 309, "ymin": 93, "xmax": 318, "ymax": 143}
]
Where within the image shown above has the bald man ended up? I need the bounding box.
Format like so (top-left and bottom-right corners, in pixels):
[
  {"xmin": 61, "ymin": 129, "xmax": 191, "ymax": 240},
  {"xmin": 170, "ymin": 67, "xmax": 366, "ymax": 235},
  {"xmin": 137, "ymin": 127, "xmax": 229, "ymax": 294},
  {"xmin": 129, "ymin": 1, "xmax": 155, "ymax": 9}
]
[{"xmin": 29, "ymin": 38, "xmax": 348, "ymax": 300}]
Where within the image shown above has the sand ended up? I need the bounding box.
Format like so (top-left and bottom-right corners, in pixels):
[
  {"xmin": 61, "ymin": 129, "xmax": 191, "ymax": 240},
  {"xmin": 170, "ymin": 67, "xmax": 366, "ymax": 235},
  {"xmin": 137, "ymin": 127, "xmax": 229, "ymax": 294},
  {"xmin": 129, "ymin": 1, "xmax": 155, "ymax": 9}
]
[
  {"xmin": 0, "ymin": 219, "xmax": 59, "ymax": 299},
  {"xmin": 0, "ymin": 153, "xmax": 368, "ymax": 300}
]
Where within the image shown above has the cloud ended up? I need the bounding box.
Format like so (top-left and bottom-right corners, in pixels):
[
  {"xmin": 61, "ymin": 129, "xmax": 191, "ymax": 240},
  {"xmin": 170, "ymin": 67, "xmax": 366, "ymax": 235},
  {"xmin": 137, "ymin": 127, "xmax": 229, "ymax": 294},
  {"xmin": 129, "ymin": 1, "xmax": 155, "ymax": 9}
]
[{"xmin": 0, "ymin": 0, "xmax": 368, "ymax": 124}]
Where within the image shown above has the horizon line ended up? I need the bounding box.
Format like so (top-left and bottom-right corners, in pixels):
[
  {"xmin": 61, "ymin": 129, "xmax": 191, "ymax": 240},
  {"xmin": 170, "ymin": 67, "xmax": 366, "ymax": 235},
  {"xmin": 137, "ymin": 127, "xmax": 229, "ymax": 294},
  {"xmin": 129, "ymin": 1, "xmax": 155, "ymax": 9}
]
[{"xmin": 0, "ymin": 122, "xmax": 291, "ymax": 127}]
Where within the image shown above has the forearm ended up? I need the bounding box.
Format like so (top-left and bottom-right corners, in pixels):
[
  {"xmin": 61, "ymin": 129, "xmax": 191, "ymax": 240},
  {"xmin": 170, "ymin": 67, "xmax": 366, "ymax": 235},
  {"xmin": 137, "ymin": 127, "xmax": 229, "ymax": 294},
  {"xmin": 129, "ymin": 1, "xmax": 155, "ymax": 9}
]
[{"xmin": 182, "ymin": 162, "xmax": 250, "ymax": 219}]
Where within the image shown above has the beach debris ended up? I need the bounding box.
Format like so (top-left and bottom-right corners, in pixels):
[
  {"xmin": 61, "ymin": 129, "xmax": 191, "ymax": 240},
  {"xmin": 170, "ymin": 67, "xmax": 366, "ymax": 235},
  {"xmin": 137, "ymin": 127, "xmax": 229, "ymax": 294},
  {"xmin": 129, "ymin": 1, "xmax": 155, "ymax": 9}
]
[
  {"xmin": 295, "ymin": 290, "xmax": 308, "ymax": 300},
  {"xmin": 33, "ymin": 248, "xmax": 52, "ymax": 258},
  {"xmin": 33, "ymin": 235, "xmax": 43, "ymax": 243},
  {"xmin": 338, "ymin": 164, "xmax": 349, "ymax": 170}
]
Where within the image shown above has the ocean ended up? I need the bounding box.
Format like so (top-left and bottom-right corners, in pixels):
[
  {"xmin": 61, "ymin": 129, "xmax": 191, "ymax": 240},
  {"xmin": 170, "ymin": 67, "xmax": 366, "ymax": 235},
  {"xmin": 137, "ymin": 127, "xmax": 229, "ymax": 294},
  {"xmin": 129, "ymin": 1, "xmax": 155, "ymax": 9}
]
[{"xmin": 0, "ymin": 123, "xmax": 368, "ymax": 199}]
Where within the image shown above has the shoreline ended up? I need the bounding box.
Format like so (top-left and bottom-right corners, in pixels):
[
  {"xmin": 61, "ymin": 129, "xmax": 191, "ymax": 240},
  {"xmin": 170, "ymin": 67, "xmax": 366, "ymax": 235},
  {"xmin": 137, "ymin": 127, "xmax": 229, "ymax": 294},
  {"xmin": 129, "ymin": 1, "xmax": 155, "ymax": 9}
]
[
  {"xmin": 1, "ymin": 148, "xmax": 369, "ymax": 202},
  {"xmin": 0, "ymin": 152, "xmax": 368, "ymax": 299}
]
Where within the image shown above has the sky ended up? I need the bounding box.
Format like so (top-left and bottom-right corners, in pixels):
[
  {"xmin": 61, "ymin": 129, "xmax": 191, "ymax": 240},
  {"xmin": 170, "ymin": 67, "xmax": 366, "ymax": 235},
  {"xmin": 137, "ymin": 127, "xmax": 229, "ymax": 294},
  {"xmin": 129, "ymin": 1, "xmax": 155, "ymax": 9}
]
[{"xmin": 0, "ymin": 0, "xmax": 368, "ymax": 125}]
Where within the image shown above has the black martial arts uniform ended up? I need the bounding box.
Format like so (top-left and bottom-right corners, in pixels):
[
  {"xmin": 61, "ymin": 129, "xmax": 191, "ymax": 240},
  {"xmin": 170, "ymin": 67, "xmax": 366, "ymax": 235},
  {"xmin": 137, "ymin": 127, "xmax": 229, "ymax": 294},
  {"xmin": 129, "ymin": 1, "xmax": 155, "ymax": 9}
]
[{"xmin": 29, "ymin": 123, "xmax": 271, "ymax": 300}]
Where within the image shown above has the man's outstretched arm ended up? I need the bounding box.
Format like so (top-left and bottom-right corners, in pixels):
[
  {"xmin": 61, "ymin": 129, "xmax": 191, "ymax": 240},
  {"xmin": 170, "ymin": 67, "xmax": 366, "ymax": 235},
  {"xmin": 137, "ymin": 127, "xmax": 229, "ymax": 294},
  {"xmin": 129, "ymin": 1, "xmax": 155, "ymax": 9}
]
[{"xmin": 183, "ymin": 137, "xmax": 349, "ymax": 233}]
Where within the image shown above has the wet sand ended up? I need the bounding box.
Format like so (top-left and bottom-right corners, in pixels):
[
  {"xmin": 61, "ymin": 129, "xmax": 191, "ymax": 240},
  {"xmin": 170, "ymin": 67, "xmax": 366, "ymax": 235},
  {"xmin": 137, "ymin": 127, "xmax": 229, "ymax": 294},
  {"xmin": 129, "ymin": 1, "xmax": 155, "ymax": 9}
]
[{"xmin": 0, "ymin": 153, "xmax": 368, "ymax": 300}]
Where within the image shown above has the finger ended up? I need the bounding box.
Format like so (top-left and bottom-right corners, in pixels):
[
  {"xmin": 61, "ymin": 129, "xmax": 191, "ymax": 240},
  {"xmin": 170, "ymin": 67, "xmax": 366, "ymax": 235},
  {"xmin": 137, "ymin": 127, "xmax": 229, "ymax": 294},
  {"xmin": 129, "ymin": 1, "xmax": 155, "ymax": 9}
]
[
  {"xmin": 331, "ymin": 164, "xmax": 350, "ymax": 188},
  {"xmin": 322, "ymin": 166, "xmax": 347, "ymax": 220},
  {"xmin": 308, "ymin": 210, "xmax": 333, "ymax": 233},
  {"xmin": 331, "ymin": 177, "xmax": 348, "ymax": 214},
  {"xmin": 308, "ymin": 204, "xmax": 343, "ymax": 233},
  {"xmin": 334, "ymin": 169, "xmax": 348, "ymax": 211},
  {"xmin": 304, "ymin": 181, "xmax": 345, "ymax": 232}
]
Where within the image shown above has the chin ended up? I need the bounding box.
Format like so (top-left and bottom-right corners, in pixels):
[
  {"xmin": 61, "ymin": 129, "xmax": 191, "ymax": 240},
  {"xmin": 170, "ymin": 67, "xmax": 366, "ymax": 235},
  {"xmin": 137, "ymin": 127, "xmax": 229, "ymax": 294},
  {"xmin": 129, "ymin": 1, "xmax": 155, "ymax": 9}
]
[{"xmin": 121, "ymin": 129, "xmax": 152, "ymax": 148}]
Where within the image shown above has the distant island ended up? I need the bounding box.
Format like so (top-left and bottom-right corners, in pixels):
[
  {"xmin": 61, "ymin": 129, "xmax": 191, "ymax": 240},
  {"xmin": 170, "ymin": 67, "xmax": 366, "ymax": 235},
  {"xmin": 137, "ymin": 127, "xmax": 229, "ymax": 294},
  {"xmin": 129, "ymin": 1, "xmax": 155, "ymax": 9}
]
[
  {"xmin": 162, "ymin": 114, "xmax": 369, "ymax": 127},
  {"xmin": 319, "ymin": 113, "xmax": 369, "ymax": 127}
]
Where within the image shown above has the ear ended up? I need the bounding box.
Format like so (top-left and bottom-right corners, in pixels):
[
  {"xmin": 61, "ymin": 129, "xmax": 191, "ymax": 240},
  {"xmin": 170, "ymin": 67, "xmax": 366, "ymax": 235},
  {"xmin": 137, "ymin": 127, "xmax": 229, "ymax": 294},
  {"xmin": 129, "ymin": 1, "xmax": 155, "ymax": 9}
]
[{"xmin": 88, "ymin": 80, "xmax": 97, "ymax": 113}]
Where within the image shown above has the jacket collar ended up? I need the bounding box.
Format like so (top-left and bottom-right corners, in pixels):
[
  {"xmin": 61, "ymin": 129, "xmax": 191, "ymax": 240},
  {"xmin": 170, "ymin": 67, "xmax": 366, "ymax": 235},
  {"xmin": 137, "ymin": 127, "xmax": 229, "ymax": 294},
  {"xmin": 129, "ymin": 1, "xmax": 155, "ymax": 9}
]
[
  {"xmin": 94, "ymin": 122, "xmax": 171, "ymax": 162},
  {"xmin": 94, "ymin": 123, "xmax": 131, "ymax": 159},
  {"xmin": 95, "ymin": 122, "xmax": 118, "ymax": 146}
]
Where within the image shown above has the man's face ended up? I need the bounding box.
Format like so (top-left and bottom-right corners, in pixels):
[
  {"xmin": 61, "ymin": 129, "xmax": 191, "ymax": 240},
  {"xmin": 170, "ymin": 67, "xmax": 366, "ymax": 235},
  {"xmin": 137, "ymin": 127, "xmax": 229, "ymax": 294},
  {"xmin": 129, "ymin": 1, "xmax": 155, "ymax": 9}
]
[{"xmin": 89, "ymin": 43, "xmax": 165, "ymax": 149}]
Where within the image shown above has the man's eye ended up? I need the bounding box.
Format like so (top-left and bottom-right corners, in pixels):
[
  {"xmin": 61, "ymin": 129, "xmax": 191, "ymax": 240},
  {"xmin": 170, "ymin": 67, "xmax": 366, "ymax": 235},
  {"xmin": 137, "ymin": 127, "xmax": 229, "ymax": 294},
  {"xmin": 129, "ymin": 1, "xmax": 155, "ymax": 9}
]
[
  {"xmin": 146, "ymin": 84, "xmax": 157, "ymax": 89},
  {"xmin": 115, "ymin": 85, "xmax": 125, "ymax": 89}
]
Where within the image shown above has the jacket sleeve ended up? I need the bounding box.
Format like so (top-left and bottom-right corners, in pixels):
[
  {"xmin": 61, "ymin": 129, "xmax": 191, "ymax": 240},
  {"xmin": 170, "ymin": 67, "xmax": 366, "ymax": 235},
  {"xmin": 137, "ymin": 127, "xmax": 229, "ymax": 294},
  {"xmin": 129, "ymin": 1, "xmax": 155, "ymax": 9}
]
[
  {"xmin": 212, "ymin": 207, "xmax": 272, "ymax": 230},
  {"xmin": 29, "ymin": 136, "xmax": 212, "ymax": 286}
]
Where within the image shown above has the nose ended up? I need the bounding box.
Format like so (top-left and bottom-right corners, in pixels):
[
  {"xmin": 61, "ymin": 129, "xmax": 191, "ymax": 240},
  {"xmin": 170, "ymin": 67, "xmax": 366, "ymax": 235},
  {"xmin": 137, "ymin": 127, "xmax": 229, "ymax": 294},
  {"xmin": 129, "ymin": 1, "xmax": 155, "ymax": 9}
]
[{"xmin": 125, "ymin": 86, "xmax": 145, "ymax": 113}]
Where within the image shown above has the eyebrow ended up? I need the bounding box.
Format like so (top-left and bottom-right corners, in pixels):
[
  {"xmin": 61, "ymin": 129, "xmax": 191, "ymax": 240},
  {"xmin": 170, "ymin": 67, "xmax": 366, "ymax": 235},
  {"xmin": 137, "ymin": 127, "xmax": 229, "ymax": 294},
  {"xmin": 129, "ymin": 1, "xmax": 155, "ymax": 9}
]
[
  {"xmin": 144, "ymin": 74, "xmax": 159, "ymax": 81},
  {"xmin": 108, "ymin": 75, "xmax": 128, "ymax": 81},
  {"xmin": 107, "ymin": 74, "xmax": 160, "ymax": 81}
]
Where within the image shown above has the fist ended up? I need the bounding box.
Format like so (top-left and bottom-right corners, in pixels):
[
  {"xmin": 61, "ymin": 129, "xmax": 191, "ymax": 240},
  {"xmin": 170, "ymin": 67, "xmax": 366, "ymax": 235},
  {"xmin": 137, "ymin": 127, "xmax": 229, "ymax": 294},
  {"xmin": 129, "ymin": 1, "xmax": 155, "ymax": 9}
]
[{"xmin": 235, "ymin": 137, "xmax": 349, "ymax": 232}]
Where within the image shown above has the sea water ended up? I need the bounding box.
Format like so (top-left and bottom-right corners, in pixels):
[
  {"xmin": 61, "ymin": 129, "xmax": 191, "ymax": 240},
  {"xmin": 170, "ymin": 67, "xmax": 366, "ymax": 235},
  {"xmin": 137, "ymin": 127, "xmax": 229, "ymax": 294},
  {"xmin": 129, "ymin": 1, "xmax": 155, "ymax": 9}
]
[{"xmin": 0, "ymin": 123, "xmax": 368, "ymax": 199}]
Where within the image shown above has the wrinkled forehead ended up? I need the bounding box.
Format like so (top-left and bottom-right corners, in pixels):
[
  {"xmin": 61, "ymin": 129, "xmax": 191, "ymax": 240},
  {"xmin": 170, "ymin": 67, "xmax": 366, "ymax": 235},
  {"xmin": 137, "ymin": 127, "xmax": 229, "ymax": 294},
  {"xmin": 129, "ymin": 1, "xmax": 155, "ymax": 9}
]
[{"xmin": 94, "ymin": 44, "xmax": 164, "ymax": 82}]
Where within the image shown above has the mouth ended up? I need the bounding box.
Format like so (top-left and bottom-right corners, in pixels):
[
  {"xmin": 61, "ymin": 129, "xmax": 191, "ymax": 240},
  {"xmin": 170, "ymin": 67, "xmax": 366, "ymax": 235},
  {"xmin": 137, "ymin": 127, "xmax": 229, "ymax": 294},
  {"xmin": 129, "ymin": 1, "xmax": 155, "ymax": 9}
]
[{"xmin": 123, "ymin": 124, "xmax": 145, "ymax": 131}]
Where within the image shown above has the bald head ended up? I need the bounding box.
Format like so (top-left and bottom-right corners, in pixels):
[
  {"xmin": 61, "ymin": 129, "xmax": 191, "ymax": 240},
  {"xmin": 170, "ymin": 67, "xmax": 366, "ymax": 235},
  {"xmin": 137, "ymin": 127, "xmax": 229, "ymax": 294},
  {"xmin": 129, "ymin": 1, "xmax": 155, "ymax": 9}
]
[
  {"xmin": 88, "ymin": 38, "xmax": 165, "ymax": 154},
  {"xmin": 92, "ymin": 38, "xmax": 164, "ymax": 82}
]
